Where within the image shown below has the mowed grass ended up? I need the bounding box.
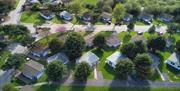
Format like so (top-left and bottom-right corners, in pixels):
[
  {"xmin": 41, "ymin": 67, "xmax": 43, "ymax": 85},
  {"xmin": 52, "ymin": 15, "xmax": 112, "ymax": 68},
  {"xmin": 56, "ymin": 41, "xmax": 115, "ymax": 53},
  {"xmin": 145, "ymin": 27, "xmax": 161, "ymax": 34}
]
[
  {"xmin": 34, "ymin": 85, "xmax": 180, "ymax": 91},
  {"xmin": 20, "ymin": 11, "xmax": 45, "ymax": 23}
]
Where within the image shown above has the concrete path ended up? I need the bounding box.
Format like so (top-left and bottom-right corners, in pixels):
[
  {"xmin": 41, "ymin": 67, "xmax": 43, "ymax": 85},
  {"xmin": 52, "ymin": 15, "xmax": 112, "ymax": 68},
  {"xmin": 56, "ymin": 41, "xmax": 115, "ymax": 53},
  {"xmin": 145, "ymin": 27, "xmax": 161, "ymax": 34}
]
[{"xmin": 3, "ymin": 0, "xmax": 26, "ymax": 24}]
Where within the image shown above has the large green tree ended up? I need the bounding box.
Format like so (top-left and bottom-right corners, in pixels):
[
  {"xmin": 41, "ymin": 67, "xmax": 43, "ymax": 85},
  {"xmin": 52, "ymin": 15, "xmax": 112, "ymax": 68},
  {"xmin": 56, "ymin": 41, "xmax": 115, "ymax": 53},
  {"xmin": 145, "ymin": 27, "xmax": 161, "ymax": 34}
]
[
  {"xmin": 64, "ymin": 32, "xmax": 85, "ymax": 61},
  {"xmin": 113, "ymin": 3, "xmax": 126, "ymax": 21},
  {"xmin": 46, "ymin": 61, "xmax": 67, "ymax": 81},
  {"xmin": 134, "ymin": 40, "xmax": 147, "ymax": 54},
  {"xmin": 134, "ymin": 53, "xmax": 152, "ymax": 79},
  {"xmin": 49, "ymin": 38, "xmax": 64, "ymax": 54},
  {"xmin": 121, "ymin": 42, "xmax": 137, "ymax": 59},
  {"xmin": 121, "ymin": 41, "xmax": 147, "ymax": 59},
  {"xmin": 74, "ymin": 62, "xmax": 91, "ymax": 81},
  {"xmin": 147, "ymin": 36, "xmax": 166, "ymax": 52},
  {"xmin": 0, "ymin": 0, "xmax": 15, "ymax": 14},
  {"xmin": 2, "ymin": 54, "xmax": 26, "ymax": 70},
  {"xmin": 125, "ymin": 1, "xmax": 141, "ymax": 17},
  {"xmin": 93, "ymin": 34, "xmax": 106, "ymax": 50},
  {"xmin": 115, "ymin": 58, "xmax": 134, "ymax": 79}
]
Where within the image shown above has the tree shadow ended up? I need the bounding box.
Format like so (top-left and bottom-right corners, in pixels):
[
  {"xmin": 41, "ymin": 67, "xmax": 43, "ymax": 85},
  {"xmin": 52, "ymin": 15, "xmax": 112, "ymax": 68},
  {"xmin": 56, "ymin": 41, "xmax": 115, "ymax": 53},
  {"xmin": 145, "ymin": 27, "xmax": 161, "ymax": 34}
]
[
  {"xmin": 68, "ymin": 80, "xmax": 87, "ymax": 91},
  {"xmin": 35, "ymin": 84, "xmax": 61, "ymax": 91},
  {"xmin": 92, "ymin": 49, "xmax": 103, "ymax": 58},
  {"xmin": 108, "ymin": 78, "xmax": 150, "ymax": 91}
]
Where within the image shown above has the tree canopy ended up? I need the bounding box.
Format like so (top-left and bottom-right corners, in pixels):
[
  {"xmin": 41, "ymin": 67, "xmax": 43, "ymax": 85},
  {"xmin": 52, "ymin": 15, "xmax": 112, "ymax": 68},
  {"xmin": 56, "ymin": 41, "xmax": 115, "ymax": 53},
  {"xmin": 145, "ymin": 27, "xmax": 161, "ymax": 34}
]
[
  {"xmin": 74, "ymin": 62, "xmax": 91, "ymax": 81},
  {"xmin": 2, "ymin": 54, "xmax": 26, "ymax": 70},
  {"xmin": 93, "ymin": 34, "xmax": 106, "ymax": 50},
  {"xmin": 113, "ymin": 3, "xmax": 126, "ymax": 21},
  {"xmin": 49, "ymin": 38, "xmax": 64, "ymax": 54},
  {"xmin": 64, "ymin": 32, "xmax": 85, "ymax": 61},
  {"xmin": 120, "ymin": 41, "xmax": 147, "ymax": 59},
  {"xmin": 147, "ymin": 36, "xmax": 166, "ymax": 52},
  {"xmin": 46, "ymin": 61, "xmax": 67, "ymax": 81},
  {"xmin": 134, "ymin": 53, "xmax": 152, "ymax": 79},
  {"xmin": 115, "ymin": 58, "xmax": 134, "ymax": 79}
]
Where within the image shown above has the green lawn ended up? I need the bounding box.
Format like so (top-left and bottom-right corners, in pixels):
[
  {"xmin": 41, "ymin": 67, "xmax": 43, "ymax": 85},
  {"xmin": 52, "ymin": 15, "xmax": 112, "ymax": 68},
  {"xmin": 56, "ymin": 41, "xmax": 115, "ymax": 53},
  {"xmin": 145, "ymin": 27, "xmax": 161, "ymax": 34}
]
[
  {"xmin": 143, "ymin": 32, "xmax": 158, "ymax": 39},
  {"xmin": 92, "ymin": 47, "xmax": 118, "ymax": 79},
  {"xmin": 0, "ymin": 51, "xmax": 11, "ymax": 68},
  {"xmin": 34, "ymin": 85, "xmax": 180, "ymax": 91},
  {"xmin": 117, "ymin": 31, "xmax": 136, "ymax": 43},
  {"xmin": 20, "ymin": 11, "xmax": 45, "ymax": 23}
]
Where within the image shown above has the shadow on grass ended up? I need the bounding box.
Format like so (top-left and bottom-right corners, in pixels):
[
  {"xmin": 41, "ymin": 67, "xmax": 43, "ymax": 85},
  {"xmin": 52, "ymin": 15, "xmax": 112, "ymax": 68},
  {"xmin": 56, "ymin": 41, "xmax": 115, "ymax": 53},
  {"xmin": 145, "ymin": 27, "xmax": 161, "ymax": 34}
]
[
  {"xmin": 69, "ymin": 80, "xmax": 87, "ymax": 91},
  {"xmin": 35, "ymin": 84, "xmax": 62, "ymax": 91}
]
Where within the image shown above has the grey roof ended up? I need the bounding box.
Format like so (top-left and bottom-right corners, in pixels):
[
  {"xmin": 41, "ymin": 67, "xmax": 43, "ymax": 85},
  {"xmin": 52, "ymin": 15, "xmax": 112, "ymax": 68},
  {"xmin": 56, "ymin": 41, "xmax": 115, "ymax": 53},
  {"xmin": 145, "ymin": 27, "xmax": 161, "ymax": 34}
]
[
  {"xmin": 167, "ymin": 53, "xmax": 180, "ymax": 66},
  {"xmin": 131, "ymin": 35, "xmax": 147, "ymax": 42},
  {"xmin": 106, "ymin": 33, "xmax": 122, "ymax": 47},
  {"xmin": 101, "ymin": 12, "xmax": 111, "ymax": 21},
  {"xmin": 47, "ymin": 52, "xmax": 69, "ymax": 64},
  {"xmin": 123, "ymin": 13, "xmax": 133, "ymax": 22},
  {"xmin": 84, "ymin": 35, "xmax": 94, "ymax": 47},
  {"xmin": 160, "ymin": 13, "xmax": 174, "ymax": 22},
  {"xmin": 23, "ymin": 60, "xmax": 44, "ymax": 72},
  {"xmin": 8, "ymin": 43, "xmax": 28, "ymax": 54},
  {"xmin": 76, "ymin": 51, "xmax": 99, "ymax": 66},
  {"xmin": 106, "ymin": 51, "xmax": 125, "ymax": 65},
  {"xmin": 138, "ymin": 13, "xmax": 153, "ymax": 21},
  {"xmin": 60, "ymin": 11, "xmax": 72, "ymax": 20}
]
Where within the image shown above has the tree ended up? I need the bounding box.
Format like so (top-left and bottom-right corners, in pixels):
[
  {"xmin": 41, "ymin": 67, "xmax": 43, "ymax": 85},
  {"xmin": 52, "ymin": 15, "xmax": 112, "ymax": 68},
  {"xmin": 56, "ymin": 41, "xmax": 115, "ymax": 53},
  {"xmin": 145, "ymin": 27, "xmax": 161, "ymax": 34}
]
[
  {"xmin": 74, "ymin": 62, "xmax": 91, "ymax": 81},
  {"xmin": 0, "ymin": 0, "xmax": 15, "ymax": 14},
  {"xmin": 148, "ymin": 25, "xmax": 156, "ymax": 34},
  {"xmin": 93, "ymin": 34, "xmax": 106, "ymax": 50},
  {"xmin": 68, "ymin": 0, "xmax": 82, "ymax": 15},
  {"xmin": 49, "ymin": 38, "xmax": 64, "ymax": 54},
  {"xmin": 134, "ymin": 53, "xmax": 152, "ymax": 79},
  {"xmin": 113, "ymin": 3, "xmax": 126, "ymax": 21},
  {"xmin": 0, "ymin": 41, "xmax": 8, "ymax": 51},
  {"xmin": 134, "ymin": 40, "xmax": 147, "ymax": 54},
  {"xmin": 176, "ymin": 40, "xmax": 180, "ymax": 53},
  {"xmin": 2, "ymin": 84, "xmax": 17, "ymax": 91},
  {"xmin": 147, "ymin": 36, "xmax": 166, "ymax": 52},
  {"xmin": 127, "ymin": 22, "xmax": 135, "ymax": 31},
  {"xmin": 167, "ymin": 23, "xmax": 177, "ymax": 37},
  {"xmin": 121, "ymin": 41, "xmax": 147, "ymax": 59},
  {"xmin": 125, "ymin": 1, "xmax": 141, "ymax": 17},
  {"xmin": 21, "ymin": 35, "xmax": 35, "ymax": 46},
  {"xmin": 115, "ymin": 58, "xmax": 134, "ymax": 79},
  {"xmin": 2, "ymin": 54, "xmax": 26, "ymax": 70},
  {"xmin": 64, "ymin": 32, "xmax": 85, "ymax": 61},
  {"xmin": 46, "ymin": 61, "xmax": 67, "ymax": 81}
]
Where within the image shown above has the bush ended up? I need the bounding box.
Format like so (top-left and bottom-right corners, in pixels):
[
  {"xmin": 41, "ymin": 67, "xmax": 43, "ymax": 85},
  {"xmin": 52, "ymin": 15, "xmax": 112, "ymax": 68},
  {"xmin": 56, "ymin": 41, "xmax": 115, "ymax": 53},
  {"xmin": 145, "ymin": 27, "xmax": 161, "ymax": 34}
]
[
  {"xmin": 46, "ymin": 61, "xmax": 67, "ymax": 81},
  {"xmin": 115, "ymin": 58, "xmax": 134, "ymax": 79},
  {"xmin": 74, "ymin": 62, "xmax": 91, "ymax": 81}
]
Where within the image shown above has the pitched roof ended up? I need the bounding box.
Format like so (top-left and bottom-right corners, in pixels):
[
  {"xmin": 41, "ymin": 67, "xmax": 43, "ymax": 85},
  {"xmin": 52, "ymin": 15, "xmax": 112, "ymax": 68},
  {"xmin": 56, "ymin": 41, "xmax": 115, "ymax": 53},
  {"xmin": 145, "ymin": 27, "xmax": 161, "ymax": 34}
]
[
  {"xmin": 24, "ymin": 60, "xmax": 44, "ymax": 72},
  {"xmin": 76, "ymin": 51, "xmax": 99, "ymax": 66},
  {"xmin": 106, "ymin": 33, "xmax": 122, "ymax": 47},
  {"xmin": 167, "ymin": 52, "xmax": 180, "ymax": 66},
  {"xmin": 8, "ymin": 43, "xmax": 28, "ymax": 54},
  {"xmin": 131, "ymin": 35, "xmax": 147, "ymax": 42},
  {"xmin": 106, "ymin": 51, "xmax": 125, "ymax": 65},
  {"xmin": 47, "ymin": 52, "xmax": 69, "ymax": 64}
]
